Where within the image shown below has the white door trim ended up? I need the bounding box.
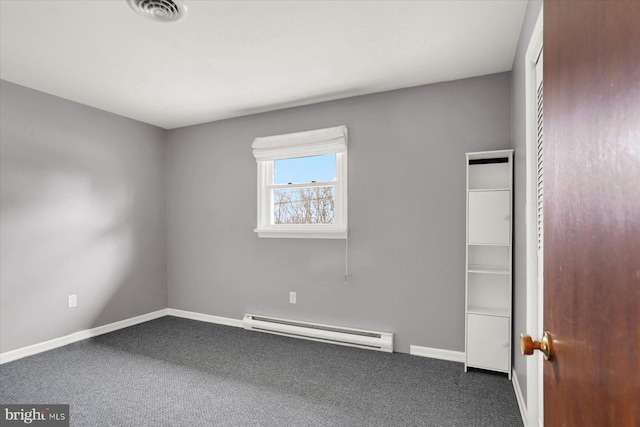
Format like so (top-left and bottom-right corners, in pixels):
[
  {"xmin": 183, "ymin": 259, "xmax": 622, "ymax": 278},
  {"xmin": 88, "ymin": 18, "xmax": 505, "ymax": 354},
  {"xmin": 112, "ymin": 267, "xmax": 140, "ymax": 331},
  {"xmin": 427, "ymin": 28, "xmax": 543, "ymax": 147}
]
[{"xmin": 524, "ymin": 6, "xmax": 544, "ymax": 427}]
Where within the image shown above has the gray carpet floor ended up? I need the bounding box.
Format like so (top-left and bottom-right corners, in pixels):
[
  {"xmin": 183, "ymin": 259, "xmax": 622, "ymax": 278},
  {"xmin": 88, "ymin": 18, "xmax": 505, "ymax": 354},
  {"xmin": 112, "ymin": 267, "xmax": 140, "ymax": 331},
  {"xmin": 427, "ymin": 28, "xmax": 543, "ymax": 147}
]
[{"xmin": 1, "ymin": 316, "xmax": 523, "ymax": 426}]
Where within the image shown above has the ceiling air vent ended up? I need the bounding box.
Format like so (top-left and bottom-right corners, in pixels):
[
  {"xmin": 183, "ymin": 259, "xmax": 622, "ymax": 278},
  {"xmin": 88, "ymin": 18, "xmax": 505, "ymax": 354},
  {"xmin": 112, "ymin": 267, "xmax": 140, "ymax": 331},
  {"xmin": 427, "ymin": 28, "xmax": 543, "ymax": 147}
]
[{"xmin": 127, "ymin": 0, "xmax": 187, "ymax": 23}]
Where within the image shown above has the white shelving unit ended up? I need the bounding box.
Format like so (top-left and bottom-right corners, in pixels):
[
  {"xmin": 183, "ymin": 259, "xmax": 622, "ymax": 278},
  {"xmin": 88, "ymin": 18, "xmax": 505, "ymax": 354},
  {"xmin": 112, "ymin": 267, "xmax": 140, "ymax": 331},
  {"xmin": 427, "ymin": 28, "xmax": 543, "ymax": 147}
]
[{"xmin": 464, "ymin": 149, "xmax": 513, "ymax": 378}]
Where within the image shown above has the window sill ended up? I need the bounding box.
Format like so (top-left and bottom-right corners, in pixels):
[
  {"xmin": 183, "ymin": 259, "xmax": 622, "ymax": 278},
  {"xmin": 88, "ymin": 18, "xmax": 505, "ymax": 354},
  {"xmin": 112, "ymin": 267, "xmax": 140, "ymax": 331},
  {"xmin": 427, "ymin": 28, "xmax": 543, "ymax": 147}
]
[{"xmin": 254, "ymin": 228, "xmax": 347, "ymax": 239}]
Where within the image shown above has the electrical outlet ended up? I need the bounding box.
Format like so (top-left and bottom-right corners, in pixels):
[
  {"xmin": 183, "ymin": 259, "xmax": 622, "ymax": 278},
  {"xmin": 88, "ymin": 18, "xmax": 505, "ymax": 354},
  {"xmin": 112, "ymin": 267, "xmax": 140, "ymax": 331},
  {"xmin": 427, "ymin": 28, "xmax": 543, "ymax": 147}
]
[
  {"xmin": 289, "ymin": 292, "xmax": 296, "ymax": 304},
  {"xmin": 68, "ymin": 294, "xmax": 77, "ymax": 308}
]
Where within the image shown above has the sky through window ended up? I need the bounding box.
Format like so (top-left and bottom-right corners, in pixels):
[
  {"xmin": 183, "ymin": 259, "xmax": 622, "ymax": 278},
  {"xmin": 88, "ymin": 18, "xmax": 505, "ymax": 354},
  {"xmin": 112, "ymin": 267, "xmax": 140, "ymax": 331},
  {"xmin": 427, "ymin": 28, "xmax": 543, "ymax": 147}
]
[{"xmin": 274, "ymin": 154, "xmax": 336, "ymax": 185}]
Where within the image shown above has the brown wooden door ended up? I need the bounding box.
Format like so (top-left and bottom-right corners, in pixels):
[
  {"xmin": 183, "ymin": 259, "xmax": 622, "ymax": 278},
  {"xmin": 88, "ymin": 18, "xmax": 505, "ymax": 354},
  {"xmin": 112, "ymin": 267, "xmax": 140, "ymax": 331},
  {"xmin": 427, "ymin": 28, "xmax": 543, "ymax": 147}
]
[{"xmin": 543, "ymin": 1, "xmax": 640, "ymax": 426}]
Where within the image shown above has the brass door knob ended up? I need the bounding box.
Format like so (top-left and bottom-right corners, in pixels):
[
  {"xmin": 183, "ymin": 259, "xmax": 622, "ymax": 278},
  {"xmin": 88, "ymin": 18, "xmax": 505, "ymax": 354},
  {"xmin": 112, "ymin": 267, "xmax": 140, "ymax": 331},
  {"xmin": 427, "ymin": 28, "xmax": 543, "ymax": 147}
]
[{"xmin": 520, "ymin": 331, "xmax": 554, "ymax": 360}]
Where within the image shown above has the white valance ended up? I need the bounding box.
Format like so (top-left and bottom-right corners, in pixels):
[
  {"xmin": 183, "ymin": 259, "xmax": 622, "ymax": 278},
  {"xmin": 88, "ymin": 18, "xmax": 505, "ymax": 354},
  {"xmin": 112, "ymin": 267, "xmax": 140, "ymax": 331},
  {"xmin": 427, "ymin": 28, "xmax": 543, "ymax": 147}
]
[{"xmin": 252, "ymin": 125, "xmax": 347, "ymax": 161}]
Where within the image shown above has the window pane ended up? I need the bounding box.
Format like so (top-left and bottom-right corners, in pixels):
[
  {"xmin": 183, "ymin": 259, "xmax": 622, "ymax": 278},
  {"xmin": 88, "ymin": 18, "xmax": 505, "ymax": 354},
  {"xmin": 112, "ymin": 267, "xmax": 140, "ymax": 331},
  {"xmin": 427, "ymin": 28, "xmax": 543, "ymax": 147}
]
[
  {"xmin": 274, "ymin": 154, "xmax": 336, "ymax": 185},
  {"xmin": 273, "ymin": 186, "xmax": 334, "ymax": 224}
]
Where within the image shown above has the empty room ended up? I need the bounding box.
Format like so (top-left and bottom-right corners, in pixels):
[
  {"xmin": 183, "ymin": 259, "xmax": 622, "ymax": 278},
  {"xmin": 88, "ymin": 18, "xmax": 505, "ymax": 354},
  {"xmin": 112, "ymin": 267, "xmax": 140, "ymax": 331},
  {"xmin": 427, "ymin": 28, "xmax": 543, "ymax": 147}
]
[{"xmin": 1, "ymin": 1, "xmax": 638, "ymax": 426}]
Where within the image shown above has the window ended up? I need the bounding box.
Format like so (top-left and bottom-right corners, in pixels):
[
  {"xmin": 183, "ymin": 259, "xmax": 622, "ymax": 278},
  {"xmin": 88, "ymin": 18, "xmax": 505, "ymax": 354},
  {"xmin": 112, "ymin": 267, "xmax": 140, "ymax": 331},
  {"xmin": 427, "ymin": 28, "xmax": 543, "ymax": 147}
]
[{"xmin": 252, "ymin": 125, "xmax": 348, "ymax": 238}]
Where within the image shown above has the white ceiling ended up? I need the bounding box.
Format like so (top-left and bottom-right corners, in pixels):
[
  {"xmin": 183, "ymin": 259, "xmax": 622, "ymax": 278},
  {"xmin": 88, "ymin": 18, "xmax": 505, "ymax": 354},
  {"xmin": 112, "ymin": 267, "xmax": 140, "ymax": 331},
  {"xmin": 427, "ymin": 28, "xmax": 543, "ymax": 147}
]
[{"xmin": 0, "ymin": 0, "xmax": 527, "ymax": 130}]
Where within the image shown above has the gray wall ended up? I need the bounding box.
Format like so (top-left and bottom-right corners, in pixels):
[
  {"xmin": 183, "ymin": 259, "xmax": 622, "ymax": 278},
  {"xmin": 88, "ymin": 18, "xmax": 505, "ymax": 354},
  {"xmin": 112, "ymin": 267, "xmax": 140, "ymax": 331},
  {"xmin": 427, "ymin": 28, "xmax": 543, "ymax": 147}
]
[
  {"xmin": 511, "ymin": 0, "xmax": 544, "ymax": 401},
  {"xmin": 1, "ymin": 70, "xmax": 514, "ymax": 357},
  {"xmin": 167, "ymin": 72, "xmax": 512, "ymax": 353},
  {"xmin": 0, "ymin": 80, "xmax": 167, "ymax": 353}
]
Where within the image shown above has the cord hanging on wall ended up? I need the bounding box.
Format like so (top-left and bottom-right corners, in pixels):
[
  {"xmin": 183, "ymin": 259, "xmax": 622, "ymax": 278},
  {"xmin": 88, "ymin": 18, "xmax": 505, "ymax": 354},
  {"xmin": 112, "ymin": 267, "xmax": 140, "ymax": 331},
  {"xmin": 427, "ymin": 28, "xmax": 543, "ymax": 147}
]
[{"xmin": 344, "ymin": 231, "xmax": 350, "ymax": 284}]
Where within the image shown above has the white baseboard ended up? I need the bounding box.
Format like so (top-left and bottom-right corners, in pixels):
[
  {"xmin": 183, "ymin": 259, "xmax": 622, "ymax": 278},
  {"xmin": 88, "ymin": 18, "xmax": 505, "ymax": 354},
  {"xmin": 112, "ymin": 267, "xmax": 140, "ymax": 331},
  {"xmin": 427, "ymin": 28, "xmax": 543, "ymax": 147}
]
[
  {"xmin": 409, "ymin": 345, "xmax": 465, "ymax": 363},
  {"xmin": 0, "ymin": 308, "xmax": 245, "ymax": 365},
  {"xmin": 512, "ymin": 368, "xmax": 527, "ymax": 427},
  {"xmin": 0, "ymin": 309, "xmax": 169, "ymax": 365},
  {"xmin": 166, "ymin": 308, "xmax": 243, "ymax": 328},
  {"xmin": 6, "ymin": 310, "xmax": 456, "ymax": 365}
]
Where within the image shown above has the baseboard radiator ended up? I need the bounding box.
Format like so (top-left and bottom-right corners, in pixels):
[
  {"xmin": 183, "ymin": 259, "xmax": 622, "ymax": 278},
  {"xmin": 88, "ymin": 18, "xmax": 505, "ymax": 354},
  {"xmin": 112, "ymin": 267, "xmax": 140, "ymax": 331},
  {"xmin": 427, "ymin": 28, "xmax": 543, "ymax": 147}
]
[{"xmin": 242, "ymin": 314, "xmax": 393, "ymax": 353}]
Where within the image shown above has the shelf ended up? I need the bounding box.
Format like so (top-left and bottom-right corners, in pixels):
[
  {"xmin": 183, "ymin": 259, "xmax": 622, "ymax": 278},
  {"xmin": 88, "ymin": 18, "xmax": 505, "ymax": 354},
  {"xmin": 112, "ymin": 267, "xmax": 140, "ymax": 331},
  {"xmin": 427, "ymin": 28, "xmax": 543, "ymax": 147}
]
[
  {"xmin": 467, "ymin": 160, "xmax": 511, "ymax": 190},
  {"xmin": 468, "ymin": 188, "xmax": 511, "ymax": 192},
  {"xmin": 467, "ymin": 243, "xmax": 510, "ymax": 247},
  {"xmin": 465, "ymin": 149, "xmax": 513, "ymax": 378},
  {"xmin": 466, "ymin": 307, "xmax": 510, "ymax": 317},
  {"xmin": 467, "ymin": 265, "xmax": 510, "ymax": 275}
]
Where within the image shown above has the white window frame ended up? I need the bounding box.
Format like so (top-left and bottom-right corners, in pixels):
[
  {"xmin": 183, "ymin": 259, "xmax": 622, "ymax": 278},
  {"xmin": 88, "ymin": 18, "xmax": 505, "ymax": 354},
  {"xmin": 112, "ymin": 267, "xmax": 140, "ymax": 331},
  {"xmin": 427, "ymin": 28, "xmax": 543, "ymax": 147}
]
[{"xmin": 252, "ymin": 125, "xmax": 348, "ymax": 239}]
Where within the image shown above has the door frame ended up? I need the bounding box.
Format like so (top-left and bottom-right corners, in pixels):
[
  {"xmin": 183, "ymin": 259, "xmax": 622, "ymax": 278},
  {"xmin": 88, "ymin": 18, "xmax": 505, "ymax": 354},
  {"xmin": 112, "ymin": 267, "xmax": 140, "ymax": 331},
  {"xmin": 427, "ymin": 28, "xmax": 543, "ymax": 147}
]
[{"xmin": 524, "ymin": 6, "xmax": 544, "ymax": 427}]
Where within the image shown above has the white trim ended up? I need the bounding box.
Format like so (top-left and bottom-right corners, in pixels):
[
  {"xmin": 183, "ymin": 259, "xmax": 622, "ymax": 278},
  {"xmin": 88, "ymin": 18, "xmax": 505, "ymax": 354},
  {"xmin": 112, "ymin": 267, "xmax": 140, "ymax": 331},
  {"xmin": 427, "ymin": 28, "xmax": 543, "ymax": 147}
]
[
  {"xmin": 465, "ymin": 149, "xmax": 514, "ymax": 159},
  {"xmin": 0, "ymin": 309, "xmax": 169, "ymax": 364},
  {"xmin": 253, "ymin": 134, "xmax": 348, "ymax": 239},
  {"xmin": 166, "ymin": 309, "xmax": 243, "ymax": 328},
  {"xmin": 512, "ymin": 368, "xmax": 528, "ymax": 427},
  {"xmin": 524, "ymin": 7, "xmax": 544, "ymax": 427},
  {"xmin": 409, "ymin": 345, "xmax": 465, "ymax": 363},
  {"xmin": 254, "ymin": 227, "xmax": 347, "ymax": 239}
]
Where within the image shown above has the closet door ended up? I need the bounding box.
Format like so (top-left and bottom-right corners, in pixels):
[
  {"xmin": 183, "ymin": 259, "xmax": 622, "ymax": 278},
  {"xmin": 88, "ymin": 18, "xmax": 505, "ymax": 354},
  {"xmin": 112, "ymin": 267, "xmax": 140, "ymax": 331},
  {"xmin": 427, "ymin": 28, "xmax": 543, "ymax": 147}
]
[
  {"xmin": 467, "ymin": 314, "xmax": 510, "ymax": 371},
  {"xmin": 468, "ymin": 191, "xmax": 510, "ymax": 244}
]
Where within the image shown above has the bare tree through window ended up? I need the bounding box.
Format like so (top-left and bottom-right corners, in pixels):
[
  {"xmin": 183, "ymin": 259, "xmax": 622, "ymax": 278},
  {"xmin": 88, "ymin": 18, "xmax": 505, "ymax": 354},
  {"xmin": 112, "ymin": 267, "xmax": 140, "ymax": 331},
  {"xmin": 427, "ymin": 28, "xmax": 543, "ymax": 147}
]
[{"xmin": 273, "ymin": 186, "xmax": 334, "ymax": 224}]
